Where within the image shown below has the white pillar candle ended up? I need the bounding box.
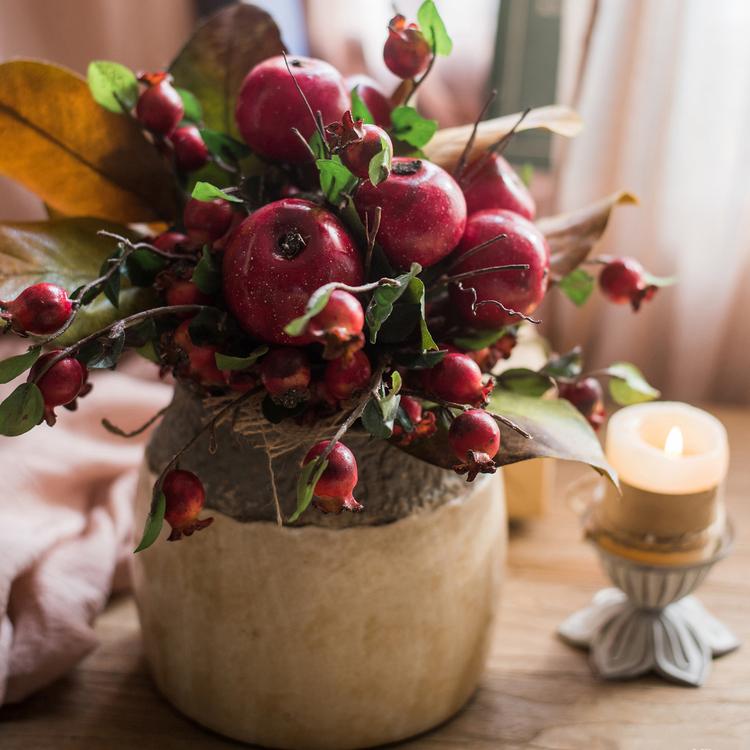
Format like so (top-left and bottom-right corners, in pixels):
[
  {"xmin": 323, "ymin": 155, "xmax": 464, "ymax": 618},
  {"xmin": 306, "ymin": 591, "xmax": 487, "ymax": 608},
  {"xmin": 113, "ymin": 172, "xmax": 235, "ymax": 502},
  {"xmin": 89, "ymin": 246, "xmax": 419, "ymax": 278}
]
[{"xmin": 606, "ymin": 402, "xmax": 729, "ymax": 494}]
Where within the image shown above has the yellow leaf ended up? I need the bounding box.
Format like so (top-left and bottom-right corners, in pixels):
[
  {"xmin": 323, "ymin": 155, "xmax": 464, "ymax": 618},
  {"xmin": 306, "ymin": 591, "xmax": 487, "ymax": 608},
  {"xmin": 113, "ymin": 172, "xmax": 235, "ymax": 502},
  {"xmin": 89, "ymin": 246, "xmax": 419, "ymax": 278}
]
[{"xmin": 0, "ymin": 60, "xmax": 177, "ymax": 223}]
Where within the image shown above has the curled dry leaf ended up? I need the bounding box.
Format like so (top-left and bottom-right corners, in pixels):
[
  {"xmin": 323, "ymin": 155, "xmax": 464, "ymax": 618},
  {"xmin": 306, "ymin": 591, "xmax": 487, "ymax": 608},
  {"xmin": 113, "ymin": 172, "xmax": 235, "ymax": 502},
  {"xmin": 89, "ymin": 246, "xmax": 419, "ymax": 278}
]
[
  {"xmin": 424, "ymin": 105, "xmax": 583, "ymax": 171},
  {"xmin": 0, "ymin": 60, "xmax": 176, "ymax": 223},
  {"xmin": 169, "ymin": 3, "xmax": 285, "ymax": 138},
  {"xmin": 539, "ymin": 191, "xmax": 639, "ymax": 280}
]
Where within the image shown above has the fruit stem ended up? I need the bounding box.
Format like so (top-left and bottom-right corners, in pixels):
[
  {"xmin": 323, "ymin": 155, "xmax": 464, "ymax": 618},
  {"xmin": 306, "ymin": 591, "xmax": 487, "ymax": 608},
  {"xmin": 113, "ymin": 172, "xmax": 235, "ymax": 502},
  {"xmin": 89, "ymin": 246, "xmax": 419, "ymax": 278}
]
[
  {"xmin": 445, "ymin": 232, "xmax": 509, "ymax": 272},
  {"xmin": 364, "ymin": 206, "xmax": 382, "ymax": 279},
  {"xmin": 453, "ymin": 89, "xmax": 497, "ymax": 180},
  {"xmin": 102, "ymin": 405, "xmax": 170, "ymax": 438},
  {"xmin": 432, "ymin": 263, "xmax": 531, "ymax": 288},
  {"xmin": 403, "ymin": 44, "xmax": 437, "ymax": 107}
]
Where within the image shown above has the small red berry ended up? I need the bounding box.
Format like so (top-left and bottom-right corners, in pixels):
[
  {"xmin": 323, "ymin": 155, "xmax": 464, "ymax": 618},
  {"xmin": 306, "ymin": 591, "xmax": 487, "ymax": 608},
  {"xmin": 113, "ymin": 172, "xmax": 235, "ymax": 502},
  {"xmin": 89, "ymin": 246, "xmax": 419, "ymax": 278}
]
[
  {"xmin": 260, "ymin": 347, "xmax": 311, "ymax": 407},
  {"xmin": 165, "ymin": 279, "xmax": 211, "ymax": 309},
  {"xmin": 324, "ymin": 349, "xmax": 371, "ymax": 402},
  {"xmin": 236, "ymin": 55, "xmax": 350, "ymax": 163},
  {"xmin": 174, "ymin": 320, "xmax": 227, "ymax": 387},
  {"xmin": 136, "ymin": 78, "xmax": 184, "ymax": 136},
  {"xmin": 171, "ymin": 125, "xmax": 209, "ymax": 172},
  {"xmin": 327, "ymin": 111, "xmax": 392, "ymax": 181},
  {"xmin": 558, "ymin": 377, "xmax": 606, "ymax": 431},
  {"xmin": 2, "ymin": 283, "xmax": 73, "ymax": 336},
  {"xmin": 303, "ymin": 440, "xmax": 362, "ymax": 514},
  {"xmin": 599, "ymin": 257, "xmax": 656, "ymax": 310},
  {"xmin": 153, "ymin": 231, "xmax": 190, "ymax": 253},
  {"xmin": 183, "ymin": 198, "xmax": 234, "ymax": 245},
  {"xmin": 427, "ymin": 352, "xmax": 493, "ymax": 406},
  {"xmin": 383, "ymin": 15, "xmax": 432, "ymax": 79},
  {"xmin": 448, "ymin": 409, "xmax": 501, "ymax": 481},
  {"xmin": 308, "ymin": 290, "xmax": 365, "ymax": 360},
  {"xmin": 345, "ymin": 74, "xmax": 393, "ymax": 128},
  {"xmin": 355, "ymin": 158, "xmax": 466, "ymax": 270},
  {"xmin": 393, "ymin": 395, "xmax": 437, "ymax": 445},
  {"xmin": 29, "ymin": 350, "xmax": 86, "ymax": 425},
  {"xmin": 460, "ymin": 152, "xmax": 536, "ymax": 220},
  {"xmin": 162, "ymin": 469, "xmax": 213, "ymax": 542}
]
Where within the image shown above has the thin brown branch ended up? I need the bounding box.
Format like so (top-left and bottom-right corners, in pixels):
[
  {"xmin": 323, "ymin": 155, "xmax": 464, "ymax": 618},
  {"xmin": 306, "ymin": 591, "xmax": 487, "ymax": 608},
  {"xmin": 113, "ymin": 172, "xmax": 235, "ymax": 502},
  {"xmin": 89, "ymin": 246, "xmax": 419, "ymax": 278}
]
[
  {"xmin": 102, "ymin": 405, "xmax": 169, "ymax": 438},
  {"xmin": 453, "ymin": 89, "xmax": 497, "ymax": 180},
  {"xmin": 446, "ymin": 232, "xmax": 508, "ymax": 272}
]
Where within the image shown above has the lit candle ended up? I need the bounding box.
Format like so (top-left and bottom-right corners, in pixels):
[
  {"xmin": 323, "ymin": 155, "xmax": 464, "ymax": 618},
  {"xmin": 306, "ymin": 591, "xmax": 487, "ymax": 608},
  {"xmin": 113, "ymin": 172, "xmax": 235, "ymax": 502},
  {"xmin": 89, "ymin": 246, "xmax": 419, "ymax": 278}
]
[{"xmin": 589, "ymin": 402, "xmax": 730, "ymax": 565}]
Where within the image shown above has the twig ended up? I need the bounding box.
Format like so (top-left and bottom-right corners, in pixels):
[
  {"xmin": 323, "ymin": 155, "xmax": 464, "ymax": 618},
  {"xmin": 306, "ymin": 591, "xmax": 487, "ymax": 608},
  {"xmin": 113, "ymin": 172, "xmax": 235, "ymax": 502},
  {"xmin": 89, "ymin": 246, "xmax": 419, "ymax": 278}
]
[
  {"xmin": 452, "ymin": 280, "xmax": 541, "ymax": 324},
  {"xmin": 102, "ymin": 405, "xmax": 169, "ymax": 438},
  {"xmin": 282, "ymin": 51, "xmax": 330, "ymax": 158},
  {"xmin": 364, "ymin": 207, "xmax": 382, "ymax": 280},
  {"xmin": 403, "ymin": 47, "xmax": 438, "ymax": 107},
  {"xmin": 432, "ymin": 264, "xmax": 530, "ymax": 289},
  {"xmin": 453, "ymin": 89, "xmax": 497, "ymax": 180},
  {"xmin": 446, "ymin": 232, "xmax": 508, "ymax": 272}
]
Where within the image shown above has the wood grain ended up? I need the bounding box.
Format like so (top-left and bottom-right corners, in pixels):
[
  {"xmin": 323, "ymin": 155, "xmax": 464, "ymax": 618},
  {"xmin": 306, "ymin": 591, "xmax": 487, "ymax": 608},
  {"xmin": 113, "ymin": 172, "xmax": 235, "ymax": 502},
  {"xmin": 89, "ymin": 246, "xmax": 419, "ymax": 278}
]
[{"xmin": 1, "ymin": 406, "xmax": 748, "ymax": 750}]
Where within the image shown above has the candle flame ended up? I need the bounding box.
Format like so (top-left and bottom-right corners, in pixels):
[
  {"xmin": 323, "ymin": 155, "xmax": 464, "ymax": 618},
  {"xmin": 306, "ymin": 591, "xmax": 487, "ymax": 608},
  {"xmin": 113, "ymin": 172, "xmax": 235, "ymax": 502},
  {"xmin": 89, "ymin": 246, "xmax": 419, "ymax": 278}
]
[{"xmin": 664, "ymin": 426, "xmax": 684, "ymax": 457}]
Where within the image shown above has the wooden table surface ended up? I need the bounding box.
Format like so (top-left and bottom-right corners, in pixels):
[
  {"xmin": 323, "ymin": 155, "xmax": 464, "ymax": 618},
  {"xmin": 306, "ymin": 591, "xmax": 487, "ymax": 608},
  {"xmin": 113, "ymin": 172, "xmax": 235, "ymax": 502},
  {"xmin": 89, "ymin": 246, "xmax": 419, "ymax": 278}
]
[{"xmin": 1, "ymin": 406, "xmax": 748, "ymax": 750}]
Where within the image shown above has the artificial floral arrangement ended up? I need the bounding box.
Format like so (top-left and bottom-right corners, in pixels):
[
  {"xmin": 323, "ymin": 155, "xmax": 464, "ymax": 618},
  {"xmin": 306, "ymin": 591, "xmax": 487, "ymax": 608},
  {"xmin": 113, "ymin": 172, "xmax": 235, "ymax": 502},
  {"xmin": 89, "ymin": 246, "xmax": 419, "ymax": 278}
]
[{"xmin": 0, "ymin": 1, "xmax": 671, "ymax": 551}]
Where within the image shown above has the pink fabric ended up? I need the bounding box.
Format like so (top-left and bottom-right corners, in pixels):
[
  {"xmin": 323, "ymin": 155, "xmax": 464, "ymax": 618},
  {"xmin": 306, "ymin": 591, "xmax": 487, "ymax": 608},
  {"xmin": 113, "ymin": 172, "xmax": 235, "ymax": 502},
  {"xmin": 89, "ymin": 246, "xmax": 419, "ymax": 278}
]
[{"xmin": 0, "ymin": 365, "xmax": 171, "ymax": 704}]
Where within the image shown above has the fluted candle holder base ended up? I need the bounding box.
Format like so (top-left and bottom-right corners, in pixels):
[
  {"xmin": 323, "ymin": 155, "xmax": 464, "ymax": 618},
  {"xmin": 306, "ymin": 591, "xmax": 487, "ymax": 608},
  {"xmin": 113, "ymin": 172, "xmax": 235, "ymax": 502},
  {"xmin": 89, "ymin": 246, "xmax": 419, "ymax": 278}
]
[{"xmin": 558, "ymin": 526, "xmax": 739, "ymax": 687}]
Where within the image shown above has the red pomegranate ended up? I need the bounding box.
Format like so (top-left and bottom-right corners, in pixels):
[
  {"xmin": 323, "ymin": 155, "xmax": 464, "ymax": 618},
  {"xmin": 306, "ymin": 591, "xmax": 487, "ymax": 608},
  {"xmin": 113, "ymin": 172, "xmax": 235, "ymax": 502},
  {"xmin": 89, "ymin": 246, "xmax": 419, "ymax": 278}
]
[
  {"xmin": 345, "ymin": 74, "xmax": 393, "ymax": 128},
  {"xmin": 354, "ymin": 158, "xmax": 467, "ymax": 270},
  {"xmin": 460, "ymin": 152, "xmax": 536, "ymax": 220},
  {"xmin": 235, "ymin": 55, "xmax": 350, "ymax": 163},
  {"xmin": 449, "ymin": 209, "xmax": 550, "ymax": 329},
  {"xmin": 223, "ymin": 199, "xmax": 363, "ymax": 345}
]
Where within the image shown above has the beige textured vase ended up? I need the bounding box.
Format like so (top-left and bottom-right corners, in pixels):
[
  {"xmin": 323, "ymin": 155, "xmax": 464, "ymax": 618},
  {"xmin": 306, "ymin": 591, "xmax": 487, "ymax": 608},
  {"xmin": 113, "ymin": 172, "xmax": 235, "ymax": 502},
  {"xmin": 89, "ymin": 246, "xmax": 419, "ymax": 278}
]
[{"xmin": 132, "ymin": 468, "xmax": 505, "ymax": 750}]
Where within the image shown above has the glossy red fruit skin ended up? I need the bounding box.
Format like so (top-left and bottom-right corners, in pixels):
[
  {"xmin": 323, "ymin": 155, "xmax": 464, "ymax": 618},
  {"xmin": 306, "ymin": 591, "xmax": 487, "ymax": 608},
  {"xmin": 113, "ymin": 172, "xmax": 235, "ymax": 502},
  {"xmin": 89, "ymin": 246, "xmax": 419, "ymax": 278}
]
[
  {"xmin": 153, "ymin": 231, "xmax": 190, "ymax": 253},
  {"xmin": 29, "ymin": 351, "xmax": 85, "ymax": 407},
  {"xmin": 136, "ymin": 81, "xmax": 184, "ymax": 135},
  {"xmin": 449, "ymin": 209, "xmax": 550, "ymax": 329},
  {"xmin": 162, "ymin": 469, "xmax": 213, "ymax": 541},
  {"xmin": 4, "ymin": 283, "xmax": 72, "ymax": 335},
  {"xmin": 324, "ymin": 350, "xmax": 372, "ymax": 402},
  {"xmin": 355, "ymin": 158, "xmax": 467, "ymax": 270},
  {"xmin": 223, "ymin": 199, "xmax": 363, "ymax": 345},
  {"xmin": 460, "ymin": 153, "xmax": 536, "ymax": 220},
  {"xmin": 427, "ymin": 352, "xmax": 493, "ymax": 406},
  {"xmin": 171, "ymin": 125, "xmax": 209, "ymax": 172},
  {"xmin": 339, "ymin": 124, "xmax": 392, "ymax": 180},
  {"xmin": 174, "ymin": 320, "xmax": 226, "ymax": 386},
  {"xmin": 599, "ymin": 258, "xmax": 645, "ymax": 304},
  {"xmin": 235, "ymin": 55, "xmax": 350, "ymax": 163},
  {"xmin": 558, "ymin": 377, "xmax": 606, "ymax": 430},
  {"xmin": 309, "ymin": 290, "xmax": 364, "ymax": 338},
  {"xmin": 383, "ymin": 16, "xmax": 431, "ymax": 79},
  {"xmin": 400, "ymin": 395, "xmax": 423, "ymax": 424},
  {"xmin": 165, "ymin": 280, "xmax": 211, "ymax": 309},
  {"xmin": 303, "ymin": 440, "xmax": 362, "ymax": 513},
  {"xmin": 345, "ymin": 74, "xmax": 392, "ymax": 128},
  {"xmin": 183, "ymin": 198, "xmax": 234, "ymax": 245},
  {"xmin": 260, "ymin": 347, "xmax": 311, "ymax": 400},
  {"xmin": 449, "ymin": 409, "xmax": 500, "ymax": 461}
]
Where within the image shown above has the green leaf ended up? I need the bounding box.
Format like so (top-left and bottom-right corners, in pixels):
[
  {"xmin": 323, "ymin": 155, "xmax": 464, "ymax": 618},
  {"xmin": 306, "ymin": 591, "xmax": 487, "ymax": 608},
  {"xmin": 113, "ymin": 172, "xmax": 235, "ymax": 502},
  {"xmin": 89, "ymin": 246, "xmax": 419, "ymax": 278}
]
[
  {"xmin": 134, "ymin": 491, "xmax": 166, "ymax": 552},
  {"xmin": 177, "ymin": 88, "xmax": 203, "ymax": 123},
  {"xmin": 100, "ymin": 264, "xmax": 121, "ymax": 308},
  {"xmin": 192, "ymin": 246, "xmax": 222, "ymax": 294},
  {"xmin": 399, "ymin": 390, "xmax": 616, "ymax": 484},
  {"xmin": 540, "ymin": 348, "xmax": 583, "ymax": 380},
  {"xmin": 215, "ymin": 347, "xmax": 268, "ymax": 371},
  {"xmin": 394, "ymin": 349, "xmax": 446, "ymax": 369},
  {"xmin": 54, "ymin": 288, "xmax": 156, "ymax": 346},
  {"xmin": 77, "ymin": 324, "xmax": 126, "ymax": 369},
  {"xmin": 191, "ymin": 181, "xmax": 243, "ymax": 203},
  {"xmin": 452, "ymin": 328, "xmax": 508, "ymax": 352},
  {"xmin": 606, "ymin": 362, "xmax": 660, "ymax": 405},
  {"xmin": 390, "ymin": 106, "xmax": 438, "ymax": 149},
  {"xmin": 316, "ymin": 158, "xmax": 358, "ymax": 205},
  {"xmin": 366, "ymin": 264, "xmax": 421, "ymax": 343},
  {"xmin": 350, "ymin": 86, "xmax": 375, "ymax": 125},
  {"xmin": 417, "ymin": 0, "xmax": 453, "ymax": 55},
  {"xmin": 308, "ymin": 130, "xmax": 327, "ymax": 160},
  {"xmin": 0, "ymin": 347, "xmax": 40, "ymax": 384},
  {"xmin": 169, "ymin": 3, "xmax": 285, "ymax": 138},
  {"xmin": 0, "ymin": 382, "xmax": 44, "ymax": 436},
  {"xmin": 87, "ymin": 61, "xmax": 138, "ymax": 114},
  {"xmin": 497, "ymin": 368, "xmax": 554, "ymax": 397},
  {"xmin": 0, "ymin": 60, "xmax": 177, "ymax": 223},
  {"xmin": 199, "ymin": 128, "xmax": 250, "ymax": 160},
  {"xmin": 289, "ymin": 457, "xmax": 329, "ymax": 523},
  {"xmin": 0, "ymin": 218, "xmax": 136, "ymax": 302},
  {"xmin": 368, "ymin": 134, "xmax": 393, "ymax": 186},
  {"xmin": 519, "ymin": 163, "xmax": 534, "ymax": 188},
  {"xmin": 361, "ymin": 372, "xmax": 403, "ymax": 439},
  {"xmin": 558, "ymin": 268, "xmax": 594, "ymax": 307},
  {"xmin": 136, "ymin": 340, "xmax": 160, "ymax": 364},
  {"xmin": 188, "ymin": 307, "xmax": 225, "ymax": 346},
  {"xmin": 284, "ymin": 284, "xmax": 336, "ymax": 337},
  {"xmin": 404, "ymin": 276, "xmax": 437, "ymax": 350},
  {"xmin": 362, "ymin": 398, "xmax": 393, "ymax": 439},
  {"xmin": 125, "ymin": 248, "xmax": 167, "ymax": 286}
]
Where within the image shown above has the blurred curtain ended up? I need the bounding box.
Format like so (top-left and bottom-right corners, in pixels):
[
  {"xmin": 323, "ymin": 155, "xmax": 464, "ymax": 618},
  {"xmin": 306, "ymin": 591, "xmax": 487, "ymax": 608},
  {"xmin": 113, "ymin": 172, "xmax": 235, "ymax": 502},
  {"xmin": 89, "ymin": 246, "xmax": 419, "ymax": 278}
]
[
  {"xmin": 551, "ymin": 0, "xmax": 750, "ymax": 404},
  {"xmin": 0, "ymin": 0, "xmax": 195, "ymax": 221},
  {"xmin": 303, "ymin": 0, "xmax": 500, "ymax": 127}
]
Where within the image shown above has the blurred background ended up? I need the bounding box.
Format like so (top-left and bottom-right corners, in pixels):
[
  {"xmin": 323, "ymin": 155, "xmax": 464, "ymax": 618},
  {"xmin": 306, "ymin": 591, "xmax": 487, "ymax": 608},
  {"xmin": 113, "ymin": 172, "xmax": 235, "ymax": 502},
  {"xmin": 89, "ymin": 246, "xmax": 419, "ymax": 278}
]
[{"xmin": 1, "ymin": 0, "xmax": 749, "ymax": 404}]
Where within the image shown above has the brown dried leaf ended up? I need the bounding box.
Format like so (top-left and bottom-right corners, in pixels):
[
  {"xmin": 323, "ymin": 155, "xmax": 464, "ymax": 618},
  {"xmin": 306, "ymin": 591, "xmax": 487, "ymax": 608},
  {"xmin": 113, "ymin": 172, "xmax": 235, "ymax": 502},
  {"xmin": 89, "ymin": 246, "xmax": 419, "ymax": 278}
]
[
  {"xmin": 0, "ymin": 60, "xmax": 176, "ymax": 222},
  {"xmin": 169, "ymin": 3, "xmax": 285, "ymax": 138},
  {"xmin": 540, "ymin": 191, "xmax": 639, "ymax": 279},
  {"xmin": 424, "ymin": 105, "xmax": 583, "ymax": 171}
]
